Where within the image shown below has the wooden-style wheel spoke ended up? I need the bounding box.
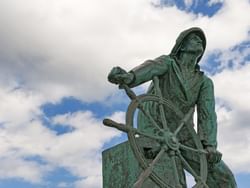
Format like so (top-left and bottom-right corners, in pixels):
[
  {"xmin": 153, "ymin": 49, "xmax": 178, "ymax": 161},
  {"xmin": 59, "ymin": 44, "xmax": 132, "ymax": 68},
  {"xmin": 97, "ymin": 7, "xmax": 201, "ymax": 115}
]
[
  {"xmin": 133, "ymin": 149, "xmax": 165, "ymax": 188},
  {"xmin": 174, "ymin": 108, "xmax": 194, "ymax": 136},
  {"xmin": 158, "ymin": 100, "xmax": 169, "ymax": 131},
  {"xmin": 103, "ymin": 118, "xmax": 163, "ymax": 142},
  {"xmin": 179, "ymin": 144, "xmax": 207, "ymax": 154},
  {"xmin": 177, "ymin": 152, "xmax": 200, "ymax": 181},
  {"xmin": 135, "ymin": 129, "xmax": 163, "ymax": 142},
  {"xmin": 170, "ymin": 154, "xmax": 182, "ymax": 188},
  {"xmin": 137, "ymin": 104, "xmax": 163, "ymax": 133},
  {"xmin": 153, "ymin": 76, "xmax": 169, "ymax": 131}
]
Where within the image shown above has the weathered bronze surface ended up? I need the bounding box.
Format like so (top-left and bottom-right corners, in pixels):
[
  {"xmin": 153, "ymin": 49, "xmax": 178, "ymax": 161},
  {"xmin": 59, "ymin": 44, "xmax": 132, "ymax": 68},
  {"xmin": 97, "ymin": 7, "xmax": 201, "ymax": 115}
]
[{"xmin": 103, "ymin": 27, "xmax": 237, "ymax": 188}]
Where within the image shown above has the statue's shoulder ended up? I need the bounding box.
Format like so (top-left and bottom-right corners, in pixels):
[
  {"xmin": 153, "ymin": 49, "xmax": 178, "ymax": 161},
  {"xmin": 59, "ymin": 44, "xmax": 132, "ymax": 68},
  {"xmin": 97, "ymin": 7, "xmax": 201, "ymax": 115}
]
[
  {"xmin": 154, "ymin": 55, "xmax": 174, "ymax": 65},
  {"xmin": 200, "ymin": 74, "xmax": 214, "ymax": 87}
]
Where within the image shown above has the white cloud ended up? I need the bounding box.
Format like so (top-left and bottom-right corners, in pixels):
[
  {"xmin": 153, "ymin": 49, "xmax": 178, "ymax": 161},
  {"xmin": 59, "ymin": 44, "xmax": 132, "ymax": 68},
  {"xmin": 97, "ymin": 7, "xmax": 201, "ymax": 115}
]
[
  {"xmin": 0, "ymin": 86, "xmax": 43, "ymax": 125},
  {"xmin": 75, "ymin": 176, "xmax": 102, "ymax": 188},
  {"xmin": 211, "ymin": 51, "xmax": 250, "ymax": 173},
  {"xmin": 213, "ymin": 63, "xmax": 250, "ymax": 111},
  {"xmin": 0, "ymin": 109, "xmax": 122, "ymax": 186},
  {"xmin": 212, "ymin": 44, "xmax": 250, "ymax": 71},
  {"xmin": 0, "ymin": 157, "xmax": 50, "ymax": 183},
  {"xmin": 195, "ymin": 0, "xmax": 250, "ymax": 53},
  {"xmin": 49, "ymin": 111, "xmax": 122, "ymax": 186},
  {"xmin": 216, "ymin": 105, "xmax": 250, "ymax": 173}
]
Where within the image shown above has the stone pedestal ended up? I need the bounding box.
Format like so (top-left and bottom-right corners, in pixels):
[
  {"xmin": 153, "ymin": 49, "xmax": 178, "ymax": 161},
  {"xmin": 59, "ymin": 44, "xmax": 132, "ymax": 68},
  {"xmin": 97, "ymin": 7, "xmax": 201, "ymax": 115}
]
[{"xmin": 102, "ymin": 140, "xmax": 184, "ymax": 188}]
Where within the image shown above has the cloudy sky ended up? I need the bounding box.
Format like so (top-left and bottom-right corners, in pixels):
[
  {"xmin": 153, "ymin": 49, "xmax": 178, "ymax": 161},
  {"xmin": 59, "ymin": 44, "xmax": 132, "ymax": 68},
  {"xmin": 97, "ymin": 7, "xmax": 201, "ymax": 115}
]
[{"xmin": 0, "ymin": 0, "xmax": 250, "ymax": 187}]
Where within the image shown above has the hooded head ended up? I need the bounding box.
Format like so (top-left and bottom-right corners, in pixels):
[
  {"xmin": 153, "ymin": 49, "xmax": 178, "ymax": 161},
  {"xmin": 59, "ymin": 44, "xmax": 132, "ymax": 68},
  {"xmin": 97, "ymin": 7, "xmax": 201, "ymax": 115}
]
[{"xmin": 170, "ymin": 27, "xmax": 206, "ymax": 64}]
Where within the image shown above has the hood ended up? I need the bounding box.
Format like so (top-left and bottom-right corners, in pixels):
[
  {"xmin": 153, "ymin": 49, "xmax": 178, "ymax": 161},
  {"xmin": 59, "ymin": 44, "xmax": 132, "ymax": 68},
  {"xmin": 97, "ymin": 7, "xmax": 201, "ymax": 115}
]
[{"xmin": 170, "ymin": 27, "xmax": 206, "ymax": 63}]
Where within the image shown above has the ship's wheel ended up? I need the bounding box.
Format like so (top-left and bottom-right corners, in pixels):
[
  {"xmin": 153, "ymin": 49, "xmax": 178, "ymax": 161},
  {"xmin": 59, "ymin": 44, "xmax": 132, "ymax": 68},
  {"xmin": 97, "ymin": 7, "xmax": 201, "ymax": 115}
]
[{"xmin": 103, "ymin": 76, "xmax": 209, "ymax": 188}]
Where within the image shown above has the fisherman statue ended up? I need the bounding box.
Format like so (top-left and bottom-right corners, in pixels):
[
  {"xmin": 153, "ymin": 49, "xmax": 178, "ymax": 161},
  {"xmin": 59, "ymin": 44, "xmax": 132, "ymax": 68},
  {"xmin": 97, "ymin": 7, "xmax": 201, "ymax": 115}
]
[{"xmin": 104, "ymin": 27, "xmax": 237, "ymax": 188}]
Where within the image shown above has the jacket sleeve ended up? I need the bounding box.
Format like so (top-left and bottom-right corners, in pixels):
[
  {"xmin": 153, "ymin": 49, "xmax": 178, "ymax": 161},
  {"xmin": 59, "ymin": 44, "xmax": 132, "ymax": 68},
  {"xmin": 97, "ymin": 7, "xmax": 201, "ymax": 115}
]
[
  {"xmin": 197, "ymin": 76, "xmax": 217, "ymax": 148},
  {"xmin": 128, "ymin": 55, "xmax": 170, "ymax": 88}
]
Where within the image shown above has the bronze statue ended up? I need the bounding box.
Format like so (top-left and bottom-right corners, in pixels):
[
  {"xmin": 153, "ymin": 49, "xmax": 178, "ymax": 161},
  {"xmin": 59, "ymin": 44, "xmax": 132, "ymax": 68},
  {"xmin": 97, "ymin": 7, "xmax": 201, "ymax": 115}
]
[{"xmin": 104, "ymin": 27, "xmax": 237, "ymax": 188}]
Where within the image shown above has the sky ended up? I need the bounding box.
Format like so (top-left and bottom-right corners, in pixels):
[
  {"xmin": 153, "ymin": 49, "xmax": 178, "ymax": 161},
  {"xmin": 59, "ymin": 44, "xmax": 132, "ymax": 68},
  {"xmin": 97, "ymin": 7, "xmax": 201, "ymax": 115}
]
[{"xmin": 0, "ymin": 0, "xmax": 249, "ymax": 187}]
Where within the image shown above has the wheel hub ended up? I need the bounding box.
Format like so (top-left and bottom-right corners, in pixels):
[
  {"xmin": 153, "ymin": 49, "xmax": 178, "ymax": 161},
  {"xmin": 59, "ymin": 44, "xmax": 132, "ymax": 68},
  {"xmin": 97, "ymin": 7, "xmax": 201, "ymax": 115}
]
[{"xmin": 163, "ymin": 132, "xmax": 179, "ymax": 151}]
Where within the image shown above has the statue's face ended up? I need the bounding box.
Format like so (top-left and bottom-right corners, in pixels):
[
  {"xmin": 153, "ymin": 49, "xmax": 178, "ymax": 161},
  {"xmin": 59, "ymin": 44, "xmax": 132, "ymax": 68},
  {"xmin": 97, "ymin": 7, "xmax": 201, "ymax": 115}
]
[{"xmin": 181, "ymin": 33, "xmax": 204, "ymax": 56}]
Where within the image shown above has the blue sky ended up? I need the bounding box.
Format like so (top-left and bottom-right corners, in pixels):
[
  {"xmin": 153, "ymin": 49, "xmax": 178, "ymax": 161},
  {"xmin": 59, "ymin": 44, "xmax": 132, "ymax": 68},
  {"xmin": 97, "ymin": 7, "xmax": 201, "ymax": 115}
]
[{"xmin": 0, "ymin": 0, "xmax": 250, "ymax": 187}]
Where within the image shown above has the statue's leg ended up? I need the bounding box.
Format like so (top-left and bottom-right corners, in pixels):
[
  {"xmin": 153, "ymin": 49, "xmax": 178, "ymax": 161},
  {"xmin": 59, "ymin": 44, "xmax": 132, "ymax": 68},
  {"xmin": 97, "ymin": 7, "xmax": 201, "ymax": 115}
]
[
  {"xmin": 182, "ymin": 158, "xmax": 237, "ymax": 188},
  {"xmin": 181, "ymin": 138, "xmax": 237, "ymax": 188},
  {"xmin": 206, "ymin": 160, "xmax": 237, "ymax": 188}
]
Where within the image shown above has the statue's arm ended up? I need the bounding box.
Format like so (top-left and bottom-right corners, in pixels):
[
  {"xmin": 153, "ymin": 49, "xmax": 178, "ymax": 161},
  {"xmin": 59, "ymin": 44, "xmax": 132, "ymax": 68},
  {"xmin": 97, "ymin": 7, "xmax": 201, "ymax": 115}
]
[
  {"xmin": 128, "ymin": 55, "xmax": 170, "ymax": 88},
  {"xmin": 108, "ymin": 55, "xmax": 170, "ymax": 87},
  {"xmin": 196, "ymin": 77, "xmax": 217, "ymax": 149}
]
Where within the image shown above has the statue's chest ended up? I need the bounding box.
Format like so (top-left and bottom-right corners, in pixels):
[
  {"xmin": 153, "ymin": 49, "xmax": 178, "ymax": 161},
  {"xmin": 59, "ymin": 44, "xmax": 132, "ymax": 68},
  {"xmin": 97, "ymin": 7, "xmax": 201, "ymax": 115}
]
[{"xmin": 160, "ymin": 69, "xmax": 202, "ymax": 106}]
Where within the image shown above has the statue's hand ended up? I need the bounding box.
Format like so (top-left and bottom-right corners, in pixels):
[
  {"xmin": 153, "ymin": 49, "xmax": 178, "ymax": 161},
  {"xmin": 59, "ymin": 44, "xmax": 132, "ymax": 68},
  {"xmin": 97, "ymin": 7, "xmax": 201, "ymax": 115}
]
[
  {"xmin": 108, "ymin": 66, "xmax": 134, "ymax": 85},
  {"xmin": 205, "ymin": 146, "xmax": 222, "ymax": 164}
]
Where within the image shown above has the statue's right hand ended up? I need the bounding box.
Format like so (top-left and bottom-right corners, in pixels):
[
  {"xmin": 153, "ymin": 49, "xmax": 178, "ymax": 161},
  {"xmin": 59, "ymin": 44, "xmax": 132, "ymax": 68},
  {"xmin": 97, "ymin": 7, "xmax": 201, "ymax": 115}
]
[
  {"xmin": 108, "ymin": 66, "xmax": 133, "ymax": 85},
  {"xmin": 205, "ymin": 146, "xmax": 222, "ymax": 164}
]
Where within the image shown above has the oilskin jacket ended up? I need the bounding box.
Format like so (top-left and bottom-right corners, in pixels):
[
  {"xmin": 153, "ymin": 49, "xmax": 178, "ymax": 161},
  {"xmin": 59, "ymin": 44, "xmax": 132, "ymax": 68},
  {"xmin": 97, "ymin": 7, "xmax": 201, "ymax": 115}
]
[{"xmin": 128, "ymin": 28, "xmax": 217, "ymax": 148}]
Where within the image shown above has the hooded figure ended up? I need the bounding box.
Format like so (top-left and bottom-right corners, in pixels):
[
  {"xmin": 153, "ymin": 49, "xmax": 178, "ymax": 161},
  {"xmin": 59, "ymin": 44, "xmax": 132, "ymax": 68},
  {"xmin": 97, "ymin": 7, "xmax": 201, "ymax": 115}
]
[
  {"xmin": 108, "ymin": 27, "xmax": 237, "ymax": 188},
  {"xmin": 129, "ymin": 27, "xmax": 216, "ymax": 147}
]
